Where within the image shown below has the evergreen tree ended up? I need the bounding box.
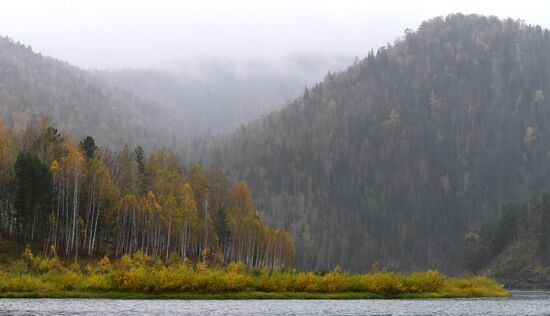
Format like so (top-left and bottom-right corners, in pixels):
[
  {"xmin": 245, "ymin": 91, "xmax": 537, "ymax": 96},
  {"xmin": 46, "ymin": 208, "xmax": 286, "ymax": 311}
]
[
  {"xmin": 133, "ymin": 145, "xmax": 145, "ymax": 175},
  {"xmin": 14, "ymin": 153, "xmax": 53, "ymax": 240},
  {"xmin": 80, "ymin": 136, "xmax": 97, "ymax": 161}
]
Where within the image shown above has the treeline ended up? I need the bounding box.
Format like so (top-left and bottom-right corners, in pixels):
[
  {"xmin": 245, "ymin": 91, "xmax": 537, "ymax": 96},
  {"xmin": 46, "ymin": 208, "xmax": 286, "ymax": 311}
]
[
  {"xmin": 0, "ymin": 118, "xmax": 293, "ymax": 268},
  {"xmin": 465, "ymin": 192, "xmax": 550, "ymax": 277}
]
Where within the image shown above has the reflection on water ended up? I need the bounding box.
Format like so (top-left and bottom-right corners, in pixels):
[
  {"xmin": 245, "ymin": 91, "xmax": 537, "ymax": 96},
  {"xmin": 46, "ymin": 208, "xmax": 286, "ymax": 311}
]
[{"xmin": 1, "ymin": 291, "xmax": 550, "ymax": 315}]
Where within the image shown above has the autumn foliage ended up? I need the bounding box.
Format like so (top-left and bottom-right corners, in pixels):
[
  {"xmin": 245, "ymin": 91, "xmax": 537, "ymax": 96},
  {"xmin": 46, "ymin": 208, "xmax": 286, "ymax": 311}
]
[{"xmin": 0, "ymin": 119, "xmax": 293, "ymax": 269}]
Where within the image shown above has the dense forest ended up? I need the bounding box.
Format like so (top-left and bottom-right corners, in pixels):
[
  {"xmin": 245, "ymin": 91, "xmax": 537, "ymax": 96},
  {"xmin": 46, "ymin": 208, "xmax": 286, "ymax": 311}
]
[
  {"xmin": 0, "ymin": 35, "xmax": 184, "ymax": 151},
  {"xmin": 204, "ymin": 14, "xmax": 550, "ymax": 273},
  {"xmin": 96, "ymin": 55, "xmax": 351, "ymax": 137},
  {"xmin": 3, "ymin": 12, "xmax": 550, "ymax": 277},
  {"xmin": 465, "ymin": 192, "xmax": 550, "ymax": 283},
  {"xmin": 0, "ymin": 119, "xmax": 293, "ymax": 268}
]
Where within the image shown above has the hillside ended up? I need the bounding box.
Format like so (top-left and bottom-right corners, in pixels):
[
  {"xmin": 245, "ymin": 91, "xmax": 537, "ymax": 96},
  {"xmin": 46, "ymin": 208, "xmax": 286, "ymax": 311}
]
[
  {"xmin": 96, "ymin": 55, "xmax": 352, "ymax": 136},
  {"xmin": 464, "ymin": 192, "xmax": 550, "ymax": 287},
  {"xmin": 0, "ymin": 36, "xmax": 181, "ymax": 150},
  {"xmin": 207, "ymin": 14, "xmax": 550, "ymax": 273}
]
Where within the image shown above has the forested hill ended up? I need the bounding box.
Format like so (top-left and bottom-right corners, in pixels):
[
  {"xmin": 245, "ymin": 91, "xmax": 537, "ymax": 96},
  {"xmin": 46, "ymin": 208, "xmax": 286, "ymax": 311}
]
[
  {"xmin": 0, "ymin": 36, "xmax": 181, "ymax": 150},
  {"xmin": 209, "ymin": 14, "xmax": 550, "ymax": 273}
]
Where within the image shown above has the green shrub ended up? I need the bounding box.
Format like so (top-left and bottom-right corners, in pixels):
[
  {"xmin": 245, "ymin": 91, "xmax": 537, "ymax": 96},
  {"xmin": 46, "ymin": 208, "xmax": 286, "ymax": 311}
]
[
  {"xmin": 0, "ymin": 249, "xmax": 507, "ymax": 297},
  {"xmin": 404, "ymin": 270, "xmax": 444, "ymax": 293},
  {"xmin": 362, "ymin": 272, "xmax": 406, "ymax": 294},
  {"xmin": 0, "ymin": 274, "xmax": 43, "ymax": 292},
  {"xmin": 80, "ymin": 274, "xmax": 111, "ymax": 291}
]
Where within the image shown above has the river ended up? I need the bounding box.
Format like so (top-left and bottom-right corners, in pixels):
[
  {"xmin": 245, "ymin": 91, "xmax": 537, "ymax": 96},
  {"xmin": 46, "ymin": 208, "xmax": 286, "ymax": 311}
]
[{"xmin": 0, "ymin": 291, "xmax": 549, "ymax": 315}]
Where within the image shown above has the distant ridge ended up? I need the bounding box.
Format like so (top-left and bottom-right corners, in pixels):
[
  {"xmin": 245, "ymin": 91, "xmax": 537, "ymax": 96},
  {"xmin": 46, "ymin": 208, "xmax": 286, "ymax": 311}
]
[{"xmin": 0, "ymin": 35, "xmax": 180, "ymax": 150}]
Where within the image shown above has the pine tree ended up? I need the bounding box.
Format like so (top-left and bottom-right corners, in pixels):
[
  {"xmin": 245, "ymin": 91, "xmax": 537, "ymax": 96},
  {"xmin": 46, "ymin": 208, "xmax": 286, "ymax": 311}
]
[{"xmin": 80, "ymin": 136, "xmax": 97, "ymax": 161}]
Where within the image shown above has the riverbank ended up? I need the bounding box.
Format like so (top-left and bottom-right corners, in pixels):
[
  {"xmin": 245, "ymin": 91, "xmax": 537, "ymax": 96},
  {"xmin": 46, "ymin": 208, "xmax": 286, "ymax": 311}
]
[
  {"xmin": 0, "ymin": 289, "xmax": 508, "ymax": 300},
  {"xmin": 0, "ymin": 250, "xmax": 508, "ymax": 299},
  {"xmin": 500, "ymin": 279, "xmax": 550, "ymax": 290},
  {"xmin": 0, "ymin": 271, "xmax": 509, "ymax": 300}
]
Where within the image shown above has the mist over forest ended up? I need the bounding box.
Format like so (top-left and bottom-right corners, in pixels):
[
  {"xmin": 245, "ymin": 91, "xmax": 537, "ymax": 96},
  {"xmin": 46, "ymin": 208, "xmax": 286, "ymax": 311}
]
[
  {"xmin": 2, "ymin": 2, "xmax": 550, "ymax": 293},
  {"xmin": 96, "ymin": 55, "xmax": 352, "ymax": 136}
]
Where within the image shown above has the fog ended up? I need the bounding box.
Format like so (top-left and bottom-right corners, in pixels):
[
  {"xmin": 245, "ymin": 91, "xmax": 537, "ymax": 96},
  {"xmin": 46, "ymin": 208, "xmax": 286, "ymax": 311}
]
[{"xmin": 1, "ymin": 0, "xmax": 549, "ymax": 69}]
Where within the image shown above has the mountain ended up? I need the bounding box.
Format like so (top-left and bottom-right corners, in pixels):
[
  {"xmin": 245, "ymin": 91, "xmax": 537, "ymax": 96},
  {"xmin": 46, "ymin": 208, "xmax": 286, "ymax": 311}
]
[
  {"xmin": 207, "ymin": 14, "xmax": 550, "ymax": 273},
  {"xmin": 0, "ymin": 35, "xmax": 181, "ymax": 150},
  {"xmin": 96, "ymin": 55, "xmax": 352, "ymax": 136}
]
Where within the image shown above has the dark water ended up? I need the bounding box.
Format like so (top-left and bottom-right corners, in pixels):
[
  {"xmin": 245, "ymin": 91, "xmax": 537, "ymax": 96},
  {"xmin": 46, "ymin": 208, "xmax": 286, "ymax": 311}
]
[{"xmin": 1, "ymin": 291, "xmax": 549, "ymax": 315}]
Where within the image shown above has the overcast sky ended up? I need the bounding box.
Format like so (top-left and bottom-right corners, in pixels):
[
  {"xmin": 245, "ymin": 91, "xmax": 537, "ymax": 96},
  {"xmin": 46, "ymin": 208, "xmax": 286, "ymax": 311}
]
[{"xmin": 0, "ymin": 0, "xmax": 549, "ymax": 69}]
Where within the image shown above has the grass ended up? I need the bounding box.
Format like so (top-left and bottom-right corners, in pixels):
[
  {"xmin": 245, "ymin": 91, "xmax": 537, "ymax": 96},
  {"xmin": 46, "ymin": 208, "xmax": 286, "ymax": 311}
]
[
  {"xmin": 0, "ymin": 290, "xmax": 508, "ymax": 300},
  {"xmin": 0, "ymin": 290, "xmax": 385, "ymax": 300},
  {"xmin": 0, "ymin": 248, "xmax": 509, "ymax": 299}
]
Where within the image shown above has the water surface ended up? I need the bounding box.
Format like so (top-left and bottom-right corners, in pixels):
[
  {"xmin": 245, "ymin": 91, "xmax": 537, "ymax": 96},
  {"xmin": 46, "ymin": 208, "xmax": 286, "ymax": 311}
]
[{"xmin": 1, "ymin": 291, "xmax": 549, "ymax": 315}]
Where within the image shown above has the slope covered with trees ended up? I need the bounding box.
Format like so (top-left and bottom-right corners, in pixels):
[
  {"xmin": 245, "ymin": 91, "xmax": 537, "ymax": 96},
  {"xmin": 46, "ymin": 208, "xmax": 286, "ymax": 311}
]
[
  {"xmin": 0, "ymin": 36, "xmax": 183, "ymax": 150},
  {"xmin": 209, "ymin": 14, "xmax": 550, "ymax": 273},
  {"xmin": 0, "ymin": 119, "xmax": 293, "ymax": 268},
  {"xmin": 465, "ymin": 192, "xmax": 550, "ymax": 285}
]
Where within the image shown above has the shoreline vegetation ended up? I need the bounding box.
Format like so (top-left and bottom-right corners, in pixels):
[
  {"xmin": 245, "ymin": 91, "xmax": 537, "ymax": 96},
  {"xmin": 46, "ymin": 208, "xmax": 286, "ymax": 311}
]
[
  {"xmin": 0, "ymin": 290, "xmax": 506, "ymax": 300},
  {"xmin": 0, "ymin": 248, "xmax": 508, "ymax": 299}
]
